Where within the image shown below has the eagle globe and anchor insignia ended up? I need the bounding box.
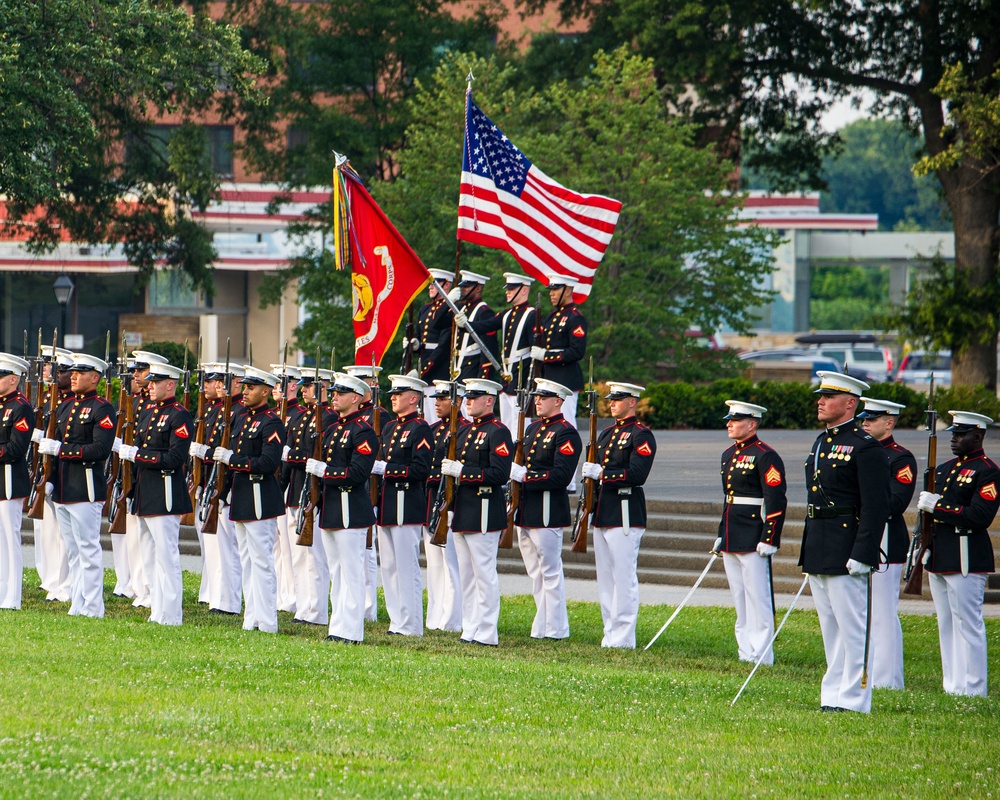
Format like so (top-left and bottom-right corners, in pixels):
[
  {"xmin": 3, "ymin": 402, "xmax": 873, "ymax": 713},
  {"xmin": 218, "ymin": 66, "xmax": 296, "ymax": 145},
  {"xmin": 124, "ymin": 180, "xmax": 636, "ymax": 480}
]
[{"xmin": 352, "ymin": 246, "xmax": 397, "ymax": 352}]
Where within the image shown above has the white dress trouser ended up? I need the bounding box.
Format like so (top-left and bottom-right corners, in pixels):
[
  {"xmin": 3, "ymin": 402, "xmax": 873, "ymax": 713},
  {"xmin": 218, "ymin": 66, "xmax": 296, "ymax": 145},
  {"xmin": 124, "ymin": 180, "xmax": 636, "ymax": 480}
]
[
  {"xmin": 364, "ymin": 534, "xmax": 379, "ymax": 621},
  {"xmin": 288, "ymin": 508, "xmax": 330, "ymax": 625},
  {"xmin": 870, "ymin": 563, "xmax": 905, "ymax": 689},
  {"xmin": 593, "ymin": 526, "xmax": 644, "ymax": 648},
  {"xmin": 55, "ymin": 501, "xmax": 105, "ymax": 618},
  {"xmin": 205, "ymin": 503, "xmax": 242, "ymax": 614},
  {"xmin": 809, "ymin": 573, "xmax": 873, "ymax": 713},
  {"xmin": 0, "ymin": 498, "xmax": 24, "ymax": 609},
  {"xmin": 323, "ymin": 527, "xmax": 367, "ymax": 642},
  {"xmin": 929, "ymin": 572, "xmax": 988, "ymax": 697},
  {"xmin": 127, "ymin": 513, "xmax": 149, "ymax": 607},
  {"xmin": 454, "ymin": 530, "xmax": 502, "ymax": 645},
  {"xmin": 110, "ymin": 517, "xmax": 132, "ymax": 597},
  {"xmin": 138, "ymin": 514, "xmax": 183, "ymax": 626},
  {"xmin": 423, "ymin": 527, "xmax": 463, "ymax": 631},
  {"xmin": 196, "ymin": 511, "xmax": 210, "ymax": 604},
  {"xmin": 34, "ymin": 499, "xmax": 71, "ymax": 601},
  {"xmin": 378, "ymin": 524, "xmax": 424, "ymax": 636},
  {"xmin": 233, "ymin": 517, "xmax": 278, "ymax": 633},
  {"xmin": 518, "ymin": 526, "xmax": 569, "ymax": 639},
  {"xmin": 274, "ymin": 509, "xmax": 297, "ymax": 614},
  {"xmin": 722, "ymin": 551, "xmax": 775, "ymax": 664},
  {"xmin": 499, "ymin": 393, "xmax": 531, "ymax": 432}
]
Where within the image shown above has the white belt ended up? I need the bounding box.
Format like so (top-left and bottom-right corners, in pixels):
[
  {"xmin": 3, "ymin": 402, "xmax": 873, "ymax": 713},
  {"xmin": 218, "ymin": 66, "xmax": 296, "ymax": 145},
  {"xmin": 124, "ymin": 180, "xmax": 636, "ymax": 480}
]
[
  {"xmin": 507, "ymin": 347, "xmax": 531, "ymax": 362},
  {"xmin": 726, "ymin": 495, "xmax": 764, "ymax": 507}
]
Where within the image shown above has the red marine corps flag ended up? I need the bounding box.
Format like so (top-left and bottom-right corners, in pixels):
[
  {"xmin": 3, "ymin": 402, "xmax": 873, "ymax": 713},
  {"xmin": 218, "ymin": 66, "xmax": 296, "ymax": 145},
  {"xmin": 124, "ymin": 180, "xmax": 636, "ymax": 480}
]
[{"xmin": 332, "ymin": 155, "xmax": 431, "ymax": 366}]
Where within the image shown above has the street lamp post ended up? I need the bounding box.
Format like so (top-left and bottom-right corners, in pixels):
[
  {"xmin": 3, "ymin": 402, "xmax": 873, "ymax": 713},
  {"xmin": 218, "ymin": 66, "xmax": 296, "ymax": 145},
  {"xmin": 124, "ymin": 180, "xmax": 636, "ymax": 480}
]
[{"xmin": 53, "ymin": 274, "xmax": 75, "ymax": 348}]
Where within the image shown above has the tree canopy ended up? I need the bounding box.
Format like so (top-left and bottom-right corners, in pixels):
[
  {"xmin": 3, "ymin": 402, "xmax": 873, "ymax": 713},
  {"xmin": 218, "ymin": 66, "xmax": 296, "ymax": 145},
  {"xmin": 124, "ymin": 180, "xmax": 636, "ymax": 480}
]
[
  {"xmin": 517, "ymin": 0, "xmax": 1000, "ymax": 388},
  {"xmin": 0, "ymin": 0, "xmax": 265, "ymax": 296},
  {"xmin": 265, "ymin": 48, "xmax": 780, "ymax": 382}
]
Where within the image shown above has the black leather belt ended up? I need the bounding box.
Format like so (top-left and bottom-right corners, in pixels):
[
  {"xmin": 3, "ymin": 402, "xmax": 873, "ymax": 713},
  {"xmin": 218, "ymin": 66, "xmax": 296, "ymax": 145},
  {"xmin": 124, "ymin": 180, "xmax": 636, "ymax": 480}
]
[{"xmin": 806, "ymin": 504, "xmax": 857, "ymax": 519}]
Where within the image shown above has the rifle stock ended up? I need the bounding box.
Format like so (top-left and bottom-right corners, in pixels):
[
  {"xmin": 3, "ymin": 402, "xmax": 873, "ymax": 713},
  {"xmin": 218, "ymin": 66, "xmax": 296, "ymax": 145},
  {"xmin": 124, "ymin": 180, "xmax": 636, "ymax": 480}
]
[
  {"xmin": 23, "ymin": 330, "xmax": 44, "ymax": 514},
  {"xmin": 571, "ymin": 360, "xmax": 597, "ymax": 554},
  {"xmin": 501, "ymin": 386, "xmax": 528, "ymax": 549},
  {"xmin": 366, "ymin": 367, "xmax": 381, "ymax": 549},
  {"xmin": 108, "ymin": 370, "xmax": 135, "ymax": 534},
  {"xmin": 903, "ymin": 377, "xmax": 937, "ymax": 595},
  {"xmin": 27, "ymin": 330, "xmax": 59, "ymax": 521},
  {"xmin": 197, "ymin": 341, "xmax": 232, "ymax": 535},
  {"xmin": 296, "ymin": 383, "xmax": 323, "ymax": 547},
  {"xmin": 430, "ymin": 385, "xmax": 459, "ymax": 547}
]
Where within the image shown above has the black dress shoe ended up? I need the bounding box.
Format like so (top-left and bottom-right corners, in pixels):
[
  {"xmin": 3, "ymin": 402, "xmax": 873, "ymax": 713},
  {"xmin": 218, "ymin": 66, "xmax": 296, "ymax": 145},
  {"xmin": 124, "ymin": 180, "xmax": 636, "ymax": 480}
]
[
  {"xmin": 473, "ymin": 640, "xmax": 498, "ymax": 647},
  {"xmin": 459, "ymin": 638, "xmax": 473, "ymax": 644},
  {"xmin": 326, "ymin": 634, "xmax": 344, "ymax": 642},
  {"xmin": 292, "ymin": 618, "xmax": 307, "ymax": 624}
]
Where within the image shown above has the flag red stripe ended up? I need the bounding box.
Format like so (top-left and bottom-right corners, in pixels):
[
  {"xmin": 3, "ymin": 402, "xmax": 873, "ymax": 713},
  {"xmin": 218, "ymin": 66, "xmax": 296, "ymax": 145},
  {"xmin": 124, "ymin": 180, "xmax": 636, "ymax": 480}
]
[
  {"xmin": 525, "ymin": 170, "xmax": 621, "ymax": 231},
  {"xmin": 527, "ymin": 169, "xmax": 623, "ymax": 213}
]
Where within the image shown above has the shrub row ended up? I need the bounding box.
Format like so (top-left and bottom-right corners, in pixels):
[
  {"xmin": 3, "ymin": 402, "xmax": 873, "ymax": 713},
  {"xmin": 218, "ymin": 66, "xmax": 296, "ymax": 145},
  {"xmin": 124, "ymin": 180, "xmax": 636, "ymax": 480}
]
[{"xmin": 640, "ymin": 379, "xmax": 1000, "ymax": 430}]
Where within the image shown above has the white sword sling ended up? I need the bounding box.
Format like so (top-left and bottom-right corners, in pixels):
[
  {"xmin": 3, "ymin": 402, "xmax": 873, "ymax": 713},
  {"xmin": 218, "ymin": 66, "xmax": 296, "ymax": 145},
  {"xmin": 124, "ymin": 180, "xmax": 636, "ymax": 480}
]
[
  {"xmin": 164, "ymin": 473, "xmax": 173, "ymax": 513},
  {"xmin": 86, "ymin": 467, "xmax": 95, "ymax": 502},
  {"xmin": 4, "ymin": 464, "xmax": 11, "ymax": 500},
  {"xmin": 960, "ymin": 534, "xmax": 970, "ymax": 577},
  {"xmin": 253, "ymin": 481, "xmax": 263, "ymax": 520},
  {"xmin": 341, "ymin": 489, "xmax": 350, "ymax": 528}
]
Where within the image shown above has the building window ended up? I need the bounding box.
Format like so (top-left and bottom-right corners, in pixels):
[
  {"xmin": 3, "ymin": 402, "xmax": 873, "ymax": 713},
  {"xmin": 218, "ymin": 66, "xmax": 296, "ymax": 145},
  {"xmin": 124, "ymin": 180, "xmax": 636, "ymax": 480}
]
[
  {"xmin": 149, "ymin": 270, "xmax": 202, "ymax": 311},
  {"xmin": 131, "ymin": 125, "xmax": 234, "ymax": 179}
]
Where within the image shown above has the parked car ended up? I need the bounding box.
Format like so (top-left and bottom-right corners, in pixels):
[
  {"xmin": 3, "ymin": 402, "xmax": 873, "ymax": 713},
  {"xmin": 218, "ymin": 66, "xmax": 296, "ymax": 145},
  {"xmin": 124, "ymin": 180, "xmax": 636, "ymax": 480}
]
[
  {"xmin": 739, "ymin": 349, "xmax": 844, "ymax": 383},
  {"xmin": 896, "ymin": 351, "xmax": 952, "ymax": 390},
  {"xmin": 793, "ymin": 333, "xmax": 894, "ymax": 383}
]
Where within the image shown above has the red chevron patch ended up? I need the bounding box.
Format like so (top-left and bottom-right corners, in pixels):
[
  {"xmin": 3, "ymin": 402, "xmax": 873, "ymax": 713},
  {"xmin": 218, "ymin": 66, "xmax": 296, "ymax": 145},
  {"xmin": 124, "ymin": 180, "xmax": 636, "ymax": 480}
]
[
  {"xmin": 98, "ymin": 415, "xmax": 114, "ymax": 429},
  {"xmin": 175, "ymin": 424, "xmax": 190, "ymax": 439},
  {"xmin": 981, "ymin": 482, "xmax": 997, "ymax": 501},
  {"xmin": 357, "ymin": 440, "xmax": 373, "ymax": 455},
  {"xmin": 559, "ymin": 441, "xmax": 575, "ymax": 456},
  {"xmin": 14, "ymin": 418, "xmax": 29, "ymax": 432},
  {"xmin": 636, "ymin": 441, "xmax": 652, "ymax": 457},
  {"xmin": 896, "ymin": 465, "xmax": 914, "ymax": 484},
  {"xmin": 765, "ymin": 465, "xmax": 782, "ymax": 486},
  {"xmin": 494, "ymin": 441, "xmax": 510, "ymax": 457}
]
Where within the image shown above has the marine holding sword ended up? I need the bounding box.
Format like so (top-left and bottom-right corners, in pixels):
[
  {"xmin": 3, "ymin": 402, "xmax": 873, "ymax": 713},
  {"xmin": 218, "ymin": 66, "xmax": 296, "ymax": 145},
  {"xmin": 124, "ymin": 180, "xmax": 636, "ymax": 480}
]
[
  {"xmin": 716, "ymin": 400, "xmax": 787, "ymax": 666},
  {"xmin": 115, "ymin": 362, "xmax": 193, "ymax": 626},
  {"xmin": 799, "ymin": 371, "xmax": 889, "ymax": 714},
  {"xmin": 916, "ymin": 410, "xmax": 999, "ymax": 697}
]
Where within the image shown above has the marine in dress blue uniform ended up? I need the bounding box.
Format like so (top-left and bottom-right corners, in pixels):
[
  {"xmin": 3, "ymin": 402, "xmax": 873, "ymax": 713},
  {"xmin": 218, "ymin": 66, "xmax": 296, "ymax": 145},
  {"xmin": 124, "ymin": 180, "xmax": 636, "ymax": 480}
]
[
  {"xmin": 0, "ymin": 354, "xmax": 33, "ymax": 610},
  {"xmin": 424, "ymin": 381, "xmax": 468, "ymax": 632},
  {"xmin": 858, "ymin": 398, "xmax": 916, "ymax": 689},
  {"xmin": 582, "ymin": 382, "xmax": 656, "ymax": 648},
  {"xmin": 717, "ymin": 401, "xmax": 787, "ymax": 665},
  {"xmin": 917, "ymin": 410, "xmax": 999, "ymax": 697},
  {"xmin": 512, "ymin": 378, "xmax": 581, "ymax": 639},
  {"xmin": 212, "ymin": 366, "xmax": 286, "ymax": 634},
  {"xmin": 117, "ymin": 363, "xmax": 193, "ymax": 626},
  {"xmin": 441, "ymin": 378, "xmax": 513, "ymax": 645},
  {"xmin": 442, "ymin": 271, "xmax": 501, "ymax": 384},
  {"xmin": 41, "ymin": 354, "xmax": 117, "ymax": 618},
  {"xmin": 374, "ymin": 374, "xmax": 433, "ymax": 636},
  {"xmin": 413, "ymin": 268, "xmax": 454, "ymax": 422},
  {"xmin": 799, "ymin": 372, "xmax": 890, "ymax": 713},
  {"xmin": 306, "ymin": 372, "xmax": 378, "ymax": 644},
  {"xmin": 532, "ymin": 276, "xmax": 587, "ymax": 427}
]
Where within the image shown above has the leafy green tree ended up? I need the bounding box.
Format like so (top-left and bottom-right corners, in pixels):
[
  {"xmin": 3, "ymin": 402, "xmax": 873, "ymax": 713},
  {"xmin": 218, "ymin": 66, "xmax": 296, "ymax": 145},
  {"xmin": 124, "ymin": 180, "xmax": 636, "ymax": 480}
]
[
  {"xmin": 227, "ymin": 0, "xmax": 503, "ymax": 185},
  {"xmin": 0, "ymin": 0, "xmax": 265, "ymax": 296},
  {"xmin": 820, "ymin": 120, "xmax": 949, "ymax": 232},
  {"xmin": 518, "ymin": 0, "xmax": 1000, "ymax": 389}
]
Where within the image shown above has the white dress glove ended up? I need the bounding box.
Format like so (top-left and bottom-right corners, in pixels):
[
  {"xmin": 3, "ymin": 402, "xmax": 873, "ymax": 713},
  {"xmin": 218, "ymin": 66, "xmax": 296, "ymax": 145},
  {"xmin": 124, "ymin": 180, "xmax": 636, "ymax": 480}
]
[
  {"xmin": 118, "ymin": 444, "xmax": 138, "ymax": 463},
  {"xmin": 917, "ymin": 491, "xmax": 941, "ymax": 513},
  {"xmin": 712, "ymin": 537, "xmax": 723, "ymax": 553},
  {"xmin": 447, "ymin": 288, "xmax": 463, "ymax": 303},
  {"xmin": 509, "ymin": 463, "xmax": 527, "ymax": 483},
  {"xmin": 189, "ymin": 442, "xmax": 209, "ymax": 460},
  {"xmin": 453, "ymin": 310, "xmax": 468, "ymax": 328},
  {"xmin": 757, "ymin": 542, "xmax": 778, "ymax": 558},
  {"xmin": 581, "ymin": 461, "xmax": 603, "ymax": 481},
  {"xmin": 39, "ymin": 438, "xmax": 61, "ymax": 456},
  {"xmin": 45, "ymin": 482, "xmax": 54, "ymax": 496},
  {"xmin": 213, "ymin": 447, "xmax": 233, "ymax": 465},
  {"xmin": 31, "ymin": 428, "xmax": 44, "ymax": 444},
  {"xmin": 305, "ymin": 458, "xmax": 327, "ymax": 478},
  {"xmin": 112, "ymin": 436, "xmax": 123, "ymax": 453},
  {"xmin": 440, "ymin": 459, "xmax": 463, "ymax": 479},
  {"xmin": 530, "ymin": 346, "xmax": 547, "ymax": 362},
  {"xmin": 281, "ymin": 445, "xmax": 291, "ymax": 462},
  {"xmin": 846, "ymin": 558, "xmax": 872, "ymax": 576},
  {"xmin": 371, "ymin": 460, "xmax": 387, "ymax": 476}
]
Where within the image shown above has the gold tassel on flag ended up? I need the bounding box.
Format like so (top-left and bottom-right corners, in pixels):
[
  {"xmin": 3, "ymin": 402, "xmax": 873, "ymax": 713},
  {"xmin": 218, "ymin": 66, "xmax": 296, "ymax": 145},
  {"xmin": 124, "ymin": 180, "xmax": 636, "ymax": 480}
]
[{"xmin": 331, "ymin": 153, "xmax": 351, "ymax": 271}]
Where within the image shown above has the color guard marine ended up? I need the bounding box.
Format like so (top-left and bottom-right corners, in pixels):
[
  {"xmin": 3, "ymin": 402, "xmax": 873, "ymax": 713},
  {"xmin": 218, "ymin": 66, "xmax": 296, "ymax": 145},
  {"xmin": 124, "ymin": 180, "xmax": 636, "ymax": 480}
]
[
  {"xmin": 0, "ymin": 353, "xmax": 33, "ymax": 610},
  {"xmin": 532, "ymin": 276, "xmax": 587, "ymax": 427}
]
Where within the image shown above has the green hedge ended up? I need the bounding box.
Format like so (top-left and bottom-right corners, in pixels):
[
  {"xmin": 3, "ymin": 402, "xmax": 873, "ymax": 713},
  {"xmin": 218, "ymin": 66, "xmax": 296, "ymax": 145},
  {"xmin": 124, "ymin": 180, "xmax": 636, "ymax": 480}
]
[{"xmin": 642, "ymin": 379, "xmax": 1000, "ymax": 430}]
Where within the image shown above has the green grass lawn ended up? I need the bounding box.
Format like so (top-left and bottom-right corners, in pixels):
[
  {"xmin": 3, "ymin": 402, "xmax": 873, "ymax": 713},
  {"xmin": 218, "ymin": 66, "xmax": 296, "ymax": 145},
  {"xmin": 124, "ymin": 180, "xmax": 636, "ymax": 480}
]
[{"xmin": 1, "ymin": 570, "xmax": 997, "ymax": 799}]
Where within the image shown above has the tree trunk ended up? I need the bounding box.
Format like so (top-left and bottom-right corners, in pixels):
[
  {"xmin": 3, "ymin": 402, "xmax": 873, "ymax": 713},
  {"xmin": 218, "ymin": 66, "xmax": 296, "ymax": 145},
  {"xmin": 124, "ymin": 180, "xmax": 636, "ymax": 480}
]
[{"xmin": 940, "ymin": 165, "xmax": 1000, "ymax": 391}]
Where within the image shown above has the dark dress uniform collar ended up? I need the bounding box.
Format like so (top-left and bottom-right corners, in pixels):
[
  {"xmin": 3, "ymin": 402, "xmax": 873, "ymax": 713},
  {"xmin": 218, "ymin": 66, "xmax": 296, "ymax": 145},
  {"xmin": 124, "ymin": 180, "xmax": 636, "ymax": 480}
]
[
  {"xmin": 153, "ymin": 395, "xmax": 177, "ymax": 408},
  {"xmin": 613, "ymin": 415, "xmax": 638, "ymax": 429},
  {"xmin": 538, "ymin": 413, "xmax": 565, "ymax": 424},
  {"xmin": 339, "ymin": 409, "xmax": 363, "ymax": 423},
  {"xmin": 957, "ymin": 448, "xmax": 986, "ymax": 463},
  {"xmin": 734, "ymin": 434, "xmax": 759, "ymax": 450},
  {"xmin": 244, "ymin": 402, "xmax": 269, "ymax": 416},
  {"xmin": 395, "ymin": 411, "xmax": 420, "ymax": 423},
  {"xmin": 472, "ymin": 413, "xmax": 498, "ymax": 425},
  {"xmin": 74, "ymin": 389, "xmax": 99, "ymax": 400}
]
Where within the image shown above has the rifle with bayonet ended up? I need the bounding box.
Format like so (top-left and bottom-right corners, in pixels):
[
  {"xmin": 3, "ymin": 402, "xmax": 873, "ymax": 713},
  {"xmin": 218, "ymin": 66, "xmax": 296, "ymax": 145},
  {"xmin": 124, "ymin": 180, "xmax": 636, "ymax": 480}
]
[
  {"xmin": 429, "ymin": 379, "xmax": 459, "ymax": 547},
  {"xmin": 197, "ymin": 339, "xmax": 232, "ymax": 535},
  {"xmin": 295, "ymin": 349, "xmax": 322, "ymax": 546},
  {"xmin": 903, "ymin": 374, "xmax": 937, "ymax": 595},
  {"xmin": 26, "ymin": 330, "xmax": 60, "ymax": 521},
  {"xmin": 105, "ymin": 333, "xmax": 129, "ymax": 522},
  {"xmin": 571, "ymin": 357, "xmax": 598, "ymax": 554},
  {"xmin": 108, "ymin": 342, "xmax": 135, "ymax": 534},
  {"xmin": 501, "ymin": 367, "xmax": 528, "ymax": 549},
  {"xmin": 186, "ymin": 337, "xmax": 205, "ymax": 522},
  {"xmin": 178, "ymin": 339, "xmax": 195, "ymax": 526},
  {"xmin": 23, "ymin": 330, "xmax": 44, "ymax": 514}
]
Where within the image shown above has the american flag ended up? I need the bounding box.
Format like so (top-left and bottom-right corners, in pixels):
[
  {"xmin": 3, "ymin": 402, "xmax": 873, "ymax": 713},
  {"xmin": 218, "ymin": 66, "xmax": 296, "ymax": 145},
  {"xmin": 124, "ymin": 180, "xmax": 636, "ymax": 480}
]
[{"xmin": 457, "ymin": 93, "xmax": 622, "ymax": 303}]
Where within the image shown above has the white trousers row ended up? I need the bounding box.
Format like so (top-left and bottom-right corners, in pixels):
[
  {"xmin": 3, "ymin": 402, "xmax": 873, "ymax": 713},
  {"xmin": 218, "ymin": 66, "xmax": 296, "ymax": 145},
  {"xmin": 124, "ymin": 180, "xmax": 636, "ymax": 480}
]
[
  {"xmin": 593, "ymin": 525, "xmax": 644, "ymax": 648},
  {"xmin": 33, "ymin": 499, "xmax": 70, "ymax": 602},
  {"xmin": 518, "ymin": 526, "xmax": 569, "ymax": 639},
  {"xmin": 0, "ymin": 499, "xmax": 24, "ymax": 609},
  {"xmin": 930, "ymin": 571, "xmax": 989, "ymax": 697},
  {"xmin": 54, "ymin": 501, "xmax": 105, "ymax": 618},
  {"xmin": 810, "ymin": 573, "xmax": 873, "ymax": 713}
]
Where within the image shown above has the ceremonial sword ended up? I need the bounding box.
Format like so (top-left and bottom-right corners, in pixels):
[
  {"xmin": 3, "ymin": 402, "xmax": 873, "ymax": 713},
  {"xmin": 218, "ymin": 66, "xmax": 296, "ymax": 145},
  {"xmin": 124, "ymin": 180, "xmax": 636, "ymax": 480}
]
[{"xmin": 644, "ymin": 540, "xmax": 722, "ymax": 651}]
